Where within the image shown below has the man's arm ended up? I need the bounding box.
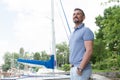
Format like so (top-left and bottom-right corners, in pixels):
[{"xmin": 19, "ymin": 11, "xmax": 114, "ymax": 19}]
[{"xmin": 77, "ymin": 40, "xmax": 93, "ymax": 75}]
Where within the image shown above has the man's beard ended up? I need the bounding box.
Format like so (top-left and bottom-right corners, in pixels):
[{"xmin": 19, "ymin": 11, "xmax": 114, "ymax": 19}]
[{"xmin": 73, "ymin": 20, "xmax": 79, "ymax": 24}]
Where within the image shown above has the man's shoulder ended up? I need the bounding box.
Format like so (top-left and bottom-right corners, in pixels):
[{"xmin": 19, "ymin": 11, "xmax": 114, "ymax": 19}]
[{"xmin": 83, "ymin": 27, "xmax": 93, "ymax": 33}]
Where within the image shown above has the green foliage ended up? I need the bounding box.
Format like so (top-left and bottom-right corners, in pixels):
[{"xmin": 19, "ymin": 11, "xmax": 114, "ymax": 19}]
[
  {"xmin": 91, "ymin": 39, "xmax": 107, "ymax": 64},
  {"xmin": 116, "ymin": 73, "xmax": 120, "ymax": 78},
  {"xmin": 95, "ymin": 5, "xmax": 120, "ymax": 52},
  {"xmin": 33, "ymin": 52, "xmax": 40, "ymax": 60},
  {"xmin": 2, "ymin": 52, "xmax": 12, "ymax": 71},
  {"xmin": 101, "ymin": 0, "xmax": 120, "ymax": 6},
  {"xmin": 33, "ymin": 51, "xmax": 49, "ymax": 60},
  {"xmin": 93, "ymin": 5, "xmax": 120, "ymax": 71},
  {"xmin": 61, "ymin": 64, "xmax": 70, "ymax": 71},
  {"xmin": 40, "ymin": 51, "xmax": 49, "ymax": 60},
  {"xmin": 19, "ymin": 64, "xmax": 24, "ymax": 70},
  {"xmin": 56, "ymin": 42, "xmax": 69, "ymax": 67},
  {"xmin": 3, "ymin": 52, "xmax": 12, "ymax": 64},
  {"xmin": 32, "ymin": 67, "xmax": 39, "ymax": 72},
  {"xmin": 57, "ymin": 54, "xmax": 63, "ymax": 67},
  {"xmin": 107, "ymin": 0, "xmax": 120, "ymax": 3},
  {"xmin": 92, "ymin": 52, "xmax": 120, "ymax": 70},
  {"xmin": 2, "ymin": 64, "xmax": 10, "ymax": 72},
  {"xmin": 19, "ymin": 47, "xmax": 24, "ymax": 57}
]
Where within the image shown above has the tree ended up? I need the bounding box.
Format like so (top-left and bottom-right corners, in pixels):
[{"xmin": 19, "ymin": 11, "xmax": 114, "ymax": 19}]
[
  {"xmin": 19, "ymin": 47, "xmax": 24, "ymax": 57},
  {"xmin": 3, "ymin": 52, "xmax": 12, "ymax": 71},
  {"xmin": 106, "ymin": 0, "xmax": 120, "ymax": 3},
  {"xmin": 93, "ymin": 5, "xmax": 120, "ymax": 70},
  {"xmin": 40, "ymin": 51, "xmax": 49, "ymax": 60},
  {"xmin": 102, "ymin": 0, "xmax": 120, "ymax": 5},
  {"xmin": 12, "ymin": 52, "xmax": 19, "ymax": 68},
  {"xmin": 33, "ymin": 52, "xmax": 40, "ymax": 60},
  {"xmin": 91, "ymin": 39, "xmax": 108, "ymax": 64},
  {"xmin": 56, "ymin": 42, "xmax": 69, "ymax": 67},
  {"xmin": 2, "ymin": 64, "xmax": 10, "ymax": 72},
  {"xmin": 95, "ymin": 5, "xmax": 120, "ymax": 53}
]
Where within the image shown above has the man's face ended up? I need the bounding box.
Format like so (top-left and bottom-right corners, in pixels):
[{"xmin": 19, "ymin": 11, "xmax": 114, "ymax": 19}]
[{"xmin": 73, "ymin": 10, "xmax": 85, "ymax": 24}]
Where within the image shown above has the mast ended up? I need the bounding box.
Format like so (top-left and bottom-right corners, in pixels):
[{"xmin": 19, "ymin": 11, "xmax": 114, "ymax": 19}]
[{"xmin": 51, "ymin": 0, "xmax": 57, "ymax": 68}]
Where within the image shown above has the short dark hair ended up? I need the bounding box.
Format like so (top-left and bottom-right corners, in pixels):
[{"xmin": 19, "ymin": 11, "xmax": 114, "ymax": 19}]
[{"xmin": 74, "ymin": 8, "xmax": 85, "ymax": 16}]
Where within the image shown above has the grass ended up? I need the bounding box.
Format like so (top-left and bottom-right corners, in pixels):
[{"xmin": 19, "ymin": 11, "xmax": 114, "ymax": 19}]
[{"xmin": 92, "ymin": 69, "xmax": 120, "ymax": 73}]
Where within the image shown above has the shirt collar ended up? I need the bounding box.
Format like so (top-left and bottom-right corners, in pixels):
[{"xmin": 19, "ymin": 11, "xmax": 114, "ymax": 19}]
[{"xmin": 74, "ymin": 23, "xmax": 84, "ymax": 30}]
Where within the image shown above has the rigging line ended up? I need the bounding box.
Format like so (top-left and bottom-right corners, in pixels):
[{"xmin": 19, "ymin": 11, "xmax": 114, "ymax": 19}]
[
  {"xmin": 59, "ymin": 0, "xmax": 71, "ymax": 34},
  {"xmin": 55, "ymin": 0, "xmax": 69, "ymax": 40}
]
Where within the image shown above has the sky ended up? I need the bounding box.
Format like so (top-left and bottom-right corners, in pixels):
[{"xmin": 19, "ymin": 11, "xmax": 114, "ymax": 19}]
[{"xmin": 0, "ymin": 0, "xmax": 111, "ymax": 65}]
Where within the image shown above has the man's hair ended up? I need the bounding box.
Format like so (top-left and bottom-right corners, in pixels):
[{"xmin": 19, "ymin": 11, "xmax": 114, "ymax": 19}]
[{"xmin": 74, "ymin": 8, "xmax": 85, "ymax": 16}]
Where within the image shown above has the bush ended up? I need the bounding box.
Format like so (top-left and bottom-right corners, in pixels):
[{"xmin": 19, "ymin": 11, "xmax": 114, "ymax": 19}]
[
  {"xmin": 2, "ymin": 64, "xmax": 10, "ymax": 72},
  {"xmin": 61, "ymin": 64, "xmax": 70, "ymax": 71},
  {"xmin": 92, "ymin": 62, "xmax": 108, "ymax": 70},
  {"xmin": 92, "ymin": 54, "xmax": 120, "ymax": 71}
]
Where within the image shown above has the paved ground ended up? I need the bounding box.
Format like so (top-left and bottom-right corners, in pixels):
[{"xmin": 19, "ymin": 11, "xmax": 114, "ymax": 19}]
[
  {"xmin": 91, "ymin": 74, "xmax": 111, "ymax": 80},
  {"xmin": 0, "ymin": 73, "xmax": 112, "ymax": 80},
  {"xmin": 43, "ymin": 74, "xmax": 112, "ymax": 80}
]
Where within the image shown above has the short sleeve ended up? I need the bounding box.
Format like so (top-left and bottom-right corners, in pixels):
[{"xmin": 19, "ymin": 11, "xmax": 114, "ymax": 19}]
[{"xmin": 83, "ymin": 28, "xmax": 94, "ymax": 41}]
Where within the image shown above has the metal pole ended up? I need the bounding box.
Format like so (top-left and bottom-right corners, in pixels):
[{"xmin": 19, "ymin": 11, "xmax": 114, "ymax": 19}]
[{"xmin": 51, "ymin": 0, "xmax": 57, "ymax": 69}]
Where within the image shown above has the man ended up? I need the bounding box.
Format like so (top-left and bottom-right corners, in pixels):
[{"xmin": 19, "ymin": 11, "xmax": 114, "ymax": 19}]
[{"xmin": 69, "ymin": 8, "xmax": 94, "ymax": 80}]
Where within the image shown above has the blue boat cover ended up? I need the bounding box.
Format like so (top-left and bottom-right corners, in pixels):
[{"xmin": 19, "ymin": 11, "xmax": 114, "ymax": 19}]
[{"xmin": 17, "ymin": 55, "xmax": 54, "ymax": 69}]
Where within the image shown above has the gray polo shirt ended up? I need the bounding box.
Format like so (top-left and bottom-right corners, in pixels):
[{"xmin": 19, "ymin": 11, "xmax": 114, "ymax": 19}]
[{"xmin": 69, "ymin": 23, "xmax": 94, "ymax": 69}]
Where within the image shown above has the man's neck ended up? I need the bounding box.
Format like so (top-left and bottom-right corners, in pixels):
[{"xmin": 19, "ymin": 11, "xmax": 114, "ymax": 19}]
[{"xmin": 74, "ymin": 23, "xmax": 82, "ymax": 28}]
